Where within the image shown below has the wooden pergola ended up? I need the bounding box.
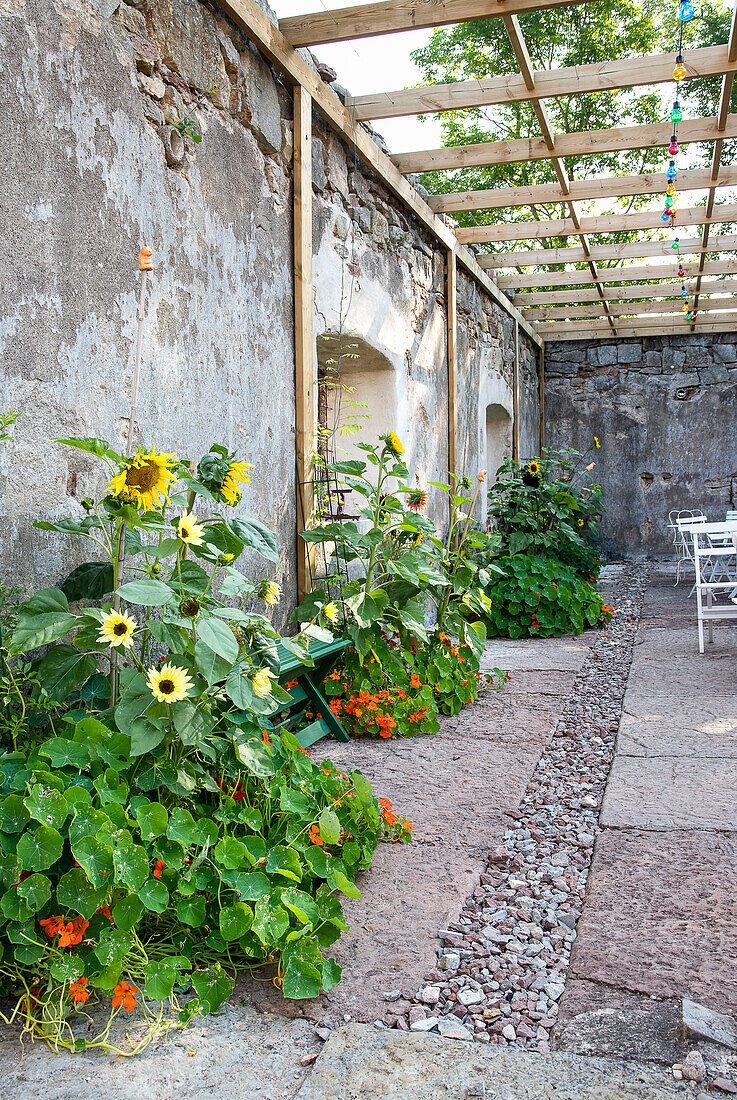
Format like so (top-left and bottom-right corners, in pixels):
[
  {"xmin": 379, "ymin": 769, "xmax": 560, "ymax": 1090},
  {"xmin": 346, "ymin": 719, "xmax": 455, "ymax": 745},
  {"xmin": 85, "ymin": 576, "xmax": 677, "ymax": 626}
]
[{"xmin": 216, "ymin": 0, "xmax": 737, "ymax": 596}]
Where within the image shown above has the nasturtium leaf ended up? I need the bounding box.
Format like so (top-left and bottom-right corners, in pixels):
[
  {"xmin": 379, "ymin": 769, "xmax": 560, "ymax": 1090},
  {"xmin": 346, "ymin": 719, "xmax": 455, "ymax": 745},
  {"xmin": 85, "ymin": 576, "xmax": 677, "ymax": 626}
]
[
  {"xmin": 0, "ymin": 853, "xmax": 21, "ymax": 887},
  {"xmin": 193, "ymin": 819, "xmax": 219, "ymax": 848},
  {"xmin": 135, "ymin": 801, "xmax": 169, "ymax": 841},
  {"xmin": 16, "ymin": 872, "xmax": 51, "ymax": 912},
  {"xmin": 39, "ymin": 738, "xmax": 90, "ymax": 770},
  {"xmin": 68, "ymin": 806, "xmax": 113, "ymax": 847},
  {"xmin": 191, "ymin": 964, "xmax": 233, "ymax": 1015},
  {"xmin": 6, "ymin": 920, "xmax": 46, "ymax": 964},
  {"xmin": 172, "ymin": 700, "xmax": 215, "ymax": 747},
  {"xmin": 25, "ymin": 785, "xmax": 68, "ymax": 830},
  {"xmin": 233, "ymin": 737, "xmax": 275, "ymax": 778},
  {"xmin": 321, "ymin": 956, "xmax": 342, "ymax": 992},
  {"xmin": 251, "ymin": 897, "xmax": 290, "ymax": 946},
  {"xmin": 167, "ymin": 808, "xmax": 196, "ymax": 848},
  {"xmin": 318, "ymin": 808, "xmax": 341, "ymax": 847},
  {"xmin": 1, "ymin": 885, "xmax": 34, "ymax": 922},
  {"xmin": 213, "ymin": 836, "xmax": 247, "ymax": 871},
  {"xmin": 112, "ymin": 894, "xmax": 144, "ymax": 932},
  {"xmin": 281, "ymin": 887, "xmax": 320, "ymax": 926},
  {"xmin": 196, "ymin": 616, "xmax": 239, "ymax": 664},
  {"xmin": 139, "ymin": 877, "xmax": 169, "ymax": 913},
  {"xmin": 56, "ymin": 867, "xmax": 108, "ymax": 918},
  {"xmin": 50, "ymin": 954, "xmax": 84, "ymax": 982},
  {"xmin": 117, "ymin": 578, "xmax": 175, "ymax": 607},
  {"xmin": 94, "ymin": 768, "xmax": 128, "ymax": 805},
  {"xmin": 304, "ymin": 845, "xmax": 330, "ymax": 879},
  {"xmin": 16, "ymin": 824, "xmax": 63, "ymax": 871},
  {"xmin": 63, "ymin": 785, "xmax": 93, "ymax": 809},
  {"xmin": 95, "ymin": 926, "xmax": 134, "ymax": 967},
  {"xmin": 72, "ymin": 835, "xmax": 114, "ymax": 888},
  {"xmin": 279, "ymin": 787, "xmax": 310, "ymax": 815},
  {"xmin": 265, "ymin": 845, "xmax": 302, "ymax": 882},
  {"xmin": 144, "ymin": 960, "xmax": 178, "ymax": 1001},
  {"xmin": 0, "ymin": 795, "xmax": 30, "ymax": 834},
  {"xmin": 112, "ymin": 838, "xmax": 149, "ymax": 892},
  {"xmin": 176, "ymin": 895, "xmax": 207, "ymax": 928},
  {"xmin": 330, "ymin": 868, "xmax": 361, "ymax": 900},
  {"xmin": 349, "ymin": 770, "xmax": 374, "ymax": 811},
  {"xmin": 224, "ymin": 871, "xmax": 270, "ymax": 901},
  {"xmin": 281, "ymin": 953, "xmax": 322, "ymax": 1000},
  {"xmin": 219, "ymin": 901, "xmax": 253, "ymax": 941}
]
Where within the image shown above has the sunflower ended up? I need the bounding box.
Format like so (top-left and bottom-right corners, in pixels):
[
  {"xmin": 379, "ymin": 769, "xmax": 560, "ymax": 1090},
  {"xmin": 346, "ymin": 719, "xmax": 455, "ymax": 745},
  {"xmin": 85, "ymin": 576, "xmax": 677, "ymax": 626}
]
[
  {"xmin": 176, "ymin": 511, "xmax": 205, "ymax": 546},
  {"xmin": 108, "ymin": 448, "xmax": 176, "ymax": 510},
  {"xmin": 260, "ymin": 580, "xmax": 281, "ymax": 607},
  {"xmin": 323, "ymin": 601, "xmax": 339, "ymax": 624},
  {"xmin": 251, "ymin": 668, "xmax": 275, "ymax": 698},
  {"xmin": 577, "ymin": 518, "xmax": 585, "ymax": 527},
  {"xmin": 98, "ymin": 609, "xmax": 137, "ymax": 649},
  {"xmin": 221, "ymin": 461, "xmax": 252, "ymax": 507},
  {"xmin": 406, "ymin": 489, "xmax": 427, "ymax": 513},
  {"xmin": 382, "ymin": 431, "xmax": 405, "ymax": 458},
  {"xmin": 527, "ymin": 461, "xmax": 541, "ymax": 476},
  {"xmin": 146, "ymin": 662, "xmax": 193, "ymax": 704}
]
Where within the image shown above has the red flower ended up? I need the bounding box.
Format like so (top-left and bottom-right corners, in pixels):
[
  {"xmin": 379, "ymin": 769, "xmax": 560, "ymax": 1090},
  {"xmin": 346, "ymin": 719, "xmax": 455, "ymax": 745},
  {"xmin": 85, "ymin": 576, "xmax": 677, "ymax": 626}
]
[
  {"xmin": 309, "ymin": 823, "xmax": 324, "ymax": 847},
  {"xmin": 69, "ymin": 976, "xmax": 90, "ymax": 1005},
  {"xmin": 153, "ymin": 859, "xmax": 165, "ymax": 879},
  {"xmin": 112, "ymin": 981, "xmax": 138, "ymax": 1013}
]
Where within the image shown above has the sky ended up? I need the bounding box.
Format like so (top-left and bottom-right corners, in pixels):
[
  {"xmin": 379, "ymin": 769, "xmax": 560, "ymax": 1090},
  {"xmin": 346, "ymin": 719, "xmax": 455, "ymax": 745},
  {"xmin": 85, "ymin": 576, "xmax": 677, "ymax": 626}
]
[{"xmin": 270, "ymin": 0, "xmax": 443, "ymax": 152}]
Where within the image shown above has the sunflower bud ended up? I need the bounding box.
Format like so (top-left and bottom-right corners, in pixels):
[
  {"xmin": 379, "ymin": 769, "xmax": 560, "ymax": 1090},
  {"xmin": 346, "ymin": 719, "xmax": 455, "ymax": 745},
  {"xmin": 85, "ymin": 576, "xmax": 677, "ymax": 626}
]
[
  {"xmin": 179, "ymin": 596, "xmax": 201, "ymax": 617},
  {"xmin": 151, "ymin": 563, "xmax": 162, "ymax": 576},
  {"xmin": 217, "ymin": 552, "xmax": 234, "ymax": 565}
]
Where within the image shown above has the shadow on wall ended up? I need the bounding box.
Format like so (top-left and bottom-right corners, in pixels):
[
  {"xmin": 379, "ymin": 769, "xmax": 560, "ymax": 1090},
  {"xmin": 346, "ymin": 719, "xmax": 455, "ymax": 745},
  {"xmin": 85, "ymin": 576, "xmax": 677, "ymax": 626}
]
[
  {"xmin": 317, "ymin": 332, "xmax": 395, "ymax": 462},
  {"xmin": 486, "ymin": 403, "xmax": 512, "ymax": 487}
]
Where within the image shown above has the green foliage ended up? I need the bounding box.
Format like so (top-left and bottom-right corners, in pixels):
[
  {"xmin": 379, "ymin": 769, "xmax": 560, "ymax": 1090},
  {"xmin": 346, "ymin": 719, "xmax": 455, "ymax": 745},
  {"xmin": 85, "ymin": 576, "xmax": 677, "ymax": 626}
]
[{"xmin": 480, "ymin": 555, "xmax": 612, "ymax": 639}]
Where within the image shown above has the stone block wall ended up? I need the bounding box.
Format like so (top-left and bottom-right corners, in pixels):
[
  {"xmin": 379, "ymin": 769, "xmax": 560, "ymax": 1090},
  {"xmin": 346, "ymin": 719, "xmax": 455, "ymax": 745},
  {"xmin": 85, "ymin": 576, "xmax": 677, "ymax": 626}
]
[
  {"xmin": 0, "ymin": 0, "xmax": 540, "ymax": 607},
  {"xmin": 544, "ymin": 335, "xmax": 737, "ymax": 559}
]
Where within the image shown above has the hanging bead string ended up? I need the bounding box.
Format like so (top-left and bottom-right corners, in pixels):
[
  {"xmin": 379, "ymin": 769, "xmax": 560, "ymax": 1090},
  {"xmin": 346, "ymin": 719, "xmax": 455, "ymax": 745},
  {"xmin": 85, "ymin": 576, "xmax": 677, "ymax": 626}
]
[{"xmin": 669, "ymin": 1, "xmax": 697, "ymax": 320}]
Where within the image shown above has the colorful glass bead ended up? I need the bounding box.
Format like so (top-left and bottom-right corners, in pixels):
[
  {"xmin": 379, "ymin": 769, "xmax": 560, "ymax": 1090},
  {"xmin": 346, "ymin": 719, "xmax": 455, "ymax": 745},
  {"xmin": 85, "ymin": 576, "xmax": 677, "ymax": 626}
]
[
  {"xmin": 666, "ymin": 161, "xmax": 677, "ymax": 180},
  {"xmin": 681, "ymin": 285, "xmax": 688, "ymax": 298},
  {"xmin": 671, "ymin": 102, "xmax": 683, "ymax": 124},
  {"xmin": 679, "ymin": 1, "xmax": 695, "ymax": 21},
  {"xmin": 673, "ymin": 56, "xmax": 687, "ymax": 82},
  {"xmin": 669, "ymin": 137, "xmax": 680, "ymax": 156}
]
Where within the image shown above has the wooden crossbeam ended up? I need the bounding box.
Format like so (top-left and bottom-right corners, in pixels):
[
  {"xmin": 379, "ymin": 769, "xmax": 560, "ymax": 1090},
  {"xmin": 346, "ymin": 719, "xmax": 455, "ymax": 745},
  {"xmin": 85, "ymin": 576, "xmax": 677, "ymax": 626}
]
[
  {"xmin": 480, "ymin": 232, "xmax": 737, "ymax": 268},
  {"xmin": 430, "ymin": 167, "xmax": 737, "ymax": 214},
  {"xmin": 516, "ymin": 278, "xmax": 737, "ymax": 305},
  {"xmin": 524, "ymin": 295, "xmax": 737, "ymax": 321},
  {"xmin": 213, "ymin": 0, "xmax": 541, "ymax": 347},
  {"xmin": 498, "ymin": 258, "xmax": 737, "ymax": 288},
  {"xmin": 457, "ymin": 203, "xmax": 737, "ymax": 244},
  {"xmin": 280, "ymin": 0, "xmax": 591, "ymax": 48},
  {"xmin": 349, "ymin": 44, "xmax": 737, "ymax": 121},
  {"xmin": 392, "ymin": 114, "xmax": 737, "ymax": 174},
  {"xmin": 537, "ymin": 315, "xmax": 737, "ymax": 339}
]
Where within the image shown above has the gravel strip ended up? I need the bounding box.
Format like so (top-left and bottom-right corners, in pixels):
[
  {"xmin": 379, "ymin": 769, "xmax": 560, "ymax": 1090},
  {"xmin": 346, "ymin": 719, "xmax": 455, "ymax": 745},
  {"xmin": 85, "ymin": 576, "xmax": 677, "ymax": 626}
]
[{"xmin": 383, "ymin": 564, "xmax": 651, "ymax": 1048}]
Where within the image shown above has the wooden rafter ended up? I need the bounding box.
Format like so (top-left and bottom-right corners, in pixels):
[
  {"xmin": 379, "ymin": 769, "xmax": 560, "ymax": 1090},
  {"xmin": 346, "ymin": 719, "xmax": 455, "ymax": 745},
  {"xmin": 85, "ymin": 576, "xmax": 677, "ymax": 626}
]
[
  {"xmin": 515, "ymin": 278, "xmax": 737, "ymax": 305},
  {"xmin": 349, "ymin": 44, "xmax": 737, "ymax": 120},
  {"xmin": 524, "ymin": 296, "xmax": 737, "ymax": 321},
  {"xmin": 480, "ymin": 232, "xmax": 737, "ymax": 267},
  {"xmin": 499, "ymin": 258, "xmax": 737, "ymax": 288},
  {"xmin": 392, "ymin": 115, "xmax": 737, "ymax": 174},
  {"xmin": 429, "ymin": 167, "xmax": 737, "ymax": 214},
  {"xmin": 457, "ymin": 203, "xmax": 737, "ymax": 244},
  {"xmin": 280, "ymin": 0, "xmax": 591, "ymax": 48},
  {"xmin": 535, "ymin": 314, "xmax": 737, "ymax": 339}
]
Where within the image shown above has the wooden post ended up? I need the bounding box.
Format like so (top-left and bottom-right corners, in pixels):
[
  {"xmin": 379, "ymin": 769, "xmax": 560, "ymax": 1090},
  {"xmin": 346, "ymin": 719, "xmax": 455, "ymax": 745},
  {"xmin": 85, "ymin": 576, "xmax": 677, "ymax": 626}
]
[
  {"xmin": 446, "ymin": 248, "xmax": 457, "ymax": 486},
  {"xmin": 539, "ymin": 344, "xmax": 545, "ymax": 453},
  {"xmin": 294, "ymin": 85, "xmax": 315, "ymax": 603},
  {"xmin": 512, "ymin": 317, "xmax": 520, "ymax": 460}
]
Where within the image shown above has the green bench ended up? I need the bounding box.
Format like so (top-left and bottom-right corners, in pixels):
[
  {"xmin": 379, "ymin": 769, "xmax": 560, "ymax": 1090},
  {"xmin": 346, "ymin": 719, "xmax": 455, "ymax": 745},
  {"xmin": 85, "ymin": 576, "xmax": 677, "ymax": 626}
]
[{"xmin": 262, "ymin": 637, "xmax": 351, "ymax": 749}]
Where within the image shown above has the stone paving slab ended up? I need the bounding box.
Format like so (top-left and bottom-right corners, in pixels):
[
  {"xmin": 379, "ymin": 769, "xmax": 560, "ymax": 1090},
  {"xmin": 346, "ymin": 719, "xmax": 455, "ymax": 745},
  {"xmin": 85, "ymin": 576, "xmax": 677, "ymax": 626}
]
[
  {"xmin": 0, "ymin": 1005, "xmax": 319, "ymax": 1100},
  {"xmin": 481, "ymin": 633, "xmax": 595, "ymax": 673},
  {"xmin": 618, "ymin": 707, "xmax": 737, "ymax": 758},
  {"xmin": 600, "ymin": 755, "xmax": 737, "ymax": 829},
  {"xmin": 292, "ymin": 1023, "xmax": 690, "ymax": 1100},
  {"xmin": 568, "ymin": 829, "xmax": 737, "ymax": 1014}
]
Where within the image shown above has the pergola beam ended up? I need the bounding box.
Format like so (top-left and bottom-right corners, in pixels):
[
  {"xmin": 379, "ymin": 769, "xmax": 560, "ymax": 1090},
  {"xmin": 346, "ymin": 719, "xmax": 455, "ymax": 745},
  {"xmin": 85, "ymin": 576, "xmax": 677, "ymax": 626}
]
[
  {"xmin": 457, "ymin": 203, "xmax": 737, "ymax": 244},
  {"xmin": 536, "ymin": 315, "xmax": 737, "ymax": 339},
  {"xmin": 349, "ymin": 44, "xmax": 737, "ymax": 120},
  {"xmin": 516, "ymin": 278, "xmax": 737, "ymax": 305},
  {"xmin": 524, "ymin": 296, "xmax": 737, "ymax": 321},
  {"xmin": 280, "ymin": 0, "xmax": 591, "ymax": 48},
  {"xmin": 392, "ymin": 114, "xmax": 737, "ymax": 174},
  {"xmin": 430, "ymin": 167, "xmax": 737, "ymax": 214},
  {"xmin": 480, "ymin": 232, "xmax": 737, "ymax": 268},
  {"xmin": 499, "ymin": 258, "xmax": 737, "ymax": 288}
]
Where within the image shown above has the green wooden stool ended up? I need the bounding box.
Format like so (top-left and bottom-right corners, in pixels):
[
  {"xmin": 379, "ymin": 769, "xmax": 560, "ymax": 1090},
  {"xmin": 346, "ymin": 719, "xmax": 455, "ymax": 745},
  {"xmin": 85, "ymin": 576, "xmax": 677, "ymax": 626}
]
[{"xmin": 262, "ymin": 637, "xmax": 351, "ymax": 749}]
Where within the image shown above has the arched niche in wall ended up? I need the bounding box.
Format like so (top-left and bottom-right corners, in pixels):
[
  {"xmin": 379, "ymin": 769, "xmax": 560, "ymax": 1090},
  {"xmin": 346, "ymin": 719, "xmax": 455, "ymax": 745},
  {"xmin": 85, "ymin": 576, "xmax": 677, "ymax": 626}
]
[
  {"xmin": 486, "ymin": 403, "xmax": 513, "ymax": 486},
  {"xmin": 316, "ymin": 332, "xmax": 396, "ymax": 462}
]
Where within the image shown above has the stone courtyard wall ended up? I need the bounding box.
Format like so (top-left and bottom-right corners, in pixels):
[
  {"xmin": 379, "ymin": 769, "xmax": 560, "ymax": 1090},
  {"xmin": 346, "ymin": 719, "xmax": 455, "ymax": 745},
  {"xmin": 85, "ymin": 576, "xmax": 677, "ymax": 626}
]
[
  {"xmin": 0, "ymin": 0, "xmax": 540, "ymax": 606},
  {"xmin": 544, "ymin": 334, "xmax": 737, "ymax": 559}
]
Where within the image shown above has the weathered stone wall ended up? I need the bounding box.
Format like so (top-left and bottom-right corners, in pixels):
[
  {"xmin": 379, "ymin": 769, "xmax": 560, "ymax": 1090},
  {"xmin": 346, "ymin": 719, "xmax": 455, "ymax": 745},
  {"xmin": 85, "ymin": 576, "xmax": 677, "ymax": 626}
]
[
  {"xmin": 544, "ymin": 335, "xmax": 737, "ymax": 559},
  {"xmin": 0, "ymin": 0, "xmax": 539, "ymax": 604}
]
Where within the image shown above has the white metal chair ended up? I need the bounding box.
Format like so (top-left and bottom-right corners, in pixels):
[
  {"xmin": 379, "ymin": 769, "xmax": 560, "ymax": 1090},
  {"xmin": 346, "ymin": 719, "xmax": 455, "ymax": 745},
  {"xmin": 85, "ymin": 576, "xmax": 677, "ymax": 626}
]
[
  {"xmin": 687, "ymin": 521, "xmax": 737, "ymax": 652},
  {"xmin": 668, "ymin": 510, "xmax": 706, "ymax": 588}
]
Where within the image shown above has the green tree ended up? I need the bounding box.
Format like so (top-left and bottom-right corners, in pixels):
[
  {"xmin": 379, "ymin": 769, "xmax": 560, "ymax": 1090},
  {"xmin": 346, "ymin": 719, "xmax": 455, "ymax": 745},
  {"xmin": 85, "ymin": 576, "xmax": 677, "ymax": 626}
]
[{"xmin": 411, "ymin": 0, "xmax": 734, "ymax": 255}]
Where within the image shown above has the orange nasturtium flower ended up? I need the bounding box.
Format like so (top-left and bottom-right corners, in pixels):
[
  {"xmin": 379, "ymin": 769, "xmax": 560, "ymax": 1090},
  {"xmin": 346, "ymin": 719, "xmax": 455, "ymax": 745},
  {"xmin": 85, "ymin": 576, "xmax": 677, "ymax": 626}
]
[
  {"xmin": 378, "ymin": 797, "xmax": 397, "ymax": 828},
  {"xmin": 69, "ymin": 976, "xmax": 90, "ymax": 1005},
  {"xmin": 309, "ymin": 823, "xmax": 323, "ymax": 846},
  {"xmin": 410, "ymin": 674, "xmax": 422, "ymax": 689},
  {"xmin": 153, "ymin": 859, "xmax": 166, "ymax": 879},
  {"xmin": 39, "ymin": 915, "xmax": 65, "ymax": 939},
  {"xmin": 112, "ymin": 981, "xmax": 138, "ymax": 1013}
]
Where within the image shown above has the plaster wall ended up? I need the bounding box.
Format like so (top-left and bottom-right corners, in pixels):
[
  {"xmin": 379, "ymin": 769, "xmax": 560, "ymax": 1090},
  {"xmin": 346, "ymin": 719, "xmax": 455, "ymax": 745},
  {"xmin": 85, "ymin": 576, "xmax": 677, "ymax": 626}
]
[
  {"xmin": 544, "ymin": 335, "xmax": 737, "ymax": 559},
  {"xmin": 0, "ymin": 0, "xmax": 540, "ymax": 607}
]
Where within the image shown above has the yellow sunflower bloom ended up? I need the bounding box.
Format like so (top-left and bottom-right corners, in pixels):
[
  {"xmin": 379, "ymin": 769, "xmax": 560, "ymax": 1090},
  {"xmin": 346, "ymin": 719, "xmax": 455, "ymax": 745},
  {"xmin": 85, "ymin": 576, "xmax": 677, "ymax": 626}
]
[
  {"xmin": 146, "ymin": 662, "xmax": 193, "ymax": 704},
  {"xmin": 261, "ymin": 580, "xmax": 281, "ymax": 607},
  {"xmin": 176, "ymin": 511, "xmax": 205, "ymax": 547},
  {"xmin": 221, "ymin": 461, "xmax": 252, "ymax": 507},
  {"xmin": 527, "ymin": 461, "xmax": 541, "ymax": 475},
  {"xmin": 251, "ymin": 668, "xmax": 275, "ymax": 698},
  {"xmin": 98, "ymin": 609, "xmax": 137, "ymax": 649},
  {"xmin": 323, "ymin": 601, "xmax": 339, "ymax": 624},
  {"xmin": 594, "ymin": 437, "xmax": 600, "ymax": 448},
  {"xmin": 384, "ymin": 431, "xmax": 405, "ymax": 458},
  {"xmin": 109, "ymin": 449, "xmax": 176, "ymax": 510}
]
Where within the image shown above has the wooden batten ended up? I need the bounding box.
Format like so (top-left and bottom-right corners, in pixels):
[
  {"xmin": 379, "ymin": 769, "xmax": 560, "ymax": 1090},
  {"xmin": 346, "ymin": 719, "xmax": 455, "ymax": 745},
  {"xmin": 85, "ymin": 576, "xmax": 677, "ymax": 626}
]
[{"xmin": 447, "ymin": 249, "xmax": 458, "ymax": 486}]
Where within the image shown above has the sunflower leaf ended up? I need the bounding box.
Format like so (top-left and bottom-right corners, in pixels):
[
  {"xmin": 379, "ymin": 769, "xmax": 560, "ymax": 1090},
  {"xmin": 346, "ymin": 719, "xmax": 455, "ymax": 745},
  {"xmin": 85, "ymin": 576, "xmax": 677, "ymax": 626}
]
[
  {"xmin": 117, "ymin": 579, "xmax": 176, "ymax": 607},
  {"xmin": 60, "ymin": 562, "xmax": 114, "ymax": 602}
]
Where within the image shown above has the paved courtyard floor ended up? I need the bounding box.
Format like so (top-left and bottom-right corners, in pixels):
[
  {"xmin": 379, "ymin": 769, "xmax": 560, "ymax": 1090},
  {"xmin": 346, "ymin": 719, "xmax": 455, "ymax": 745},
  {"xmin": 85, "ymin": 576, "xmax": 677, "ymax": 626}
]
[{"xmin": 2, "ymin": 565, "xmax": 736, "ymax": 1097}]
